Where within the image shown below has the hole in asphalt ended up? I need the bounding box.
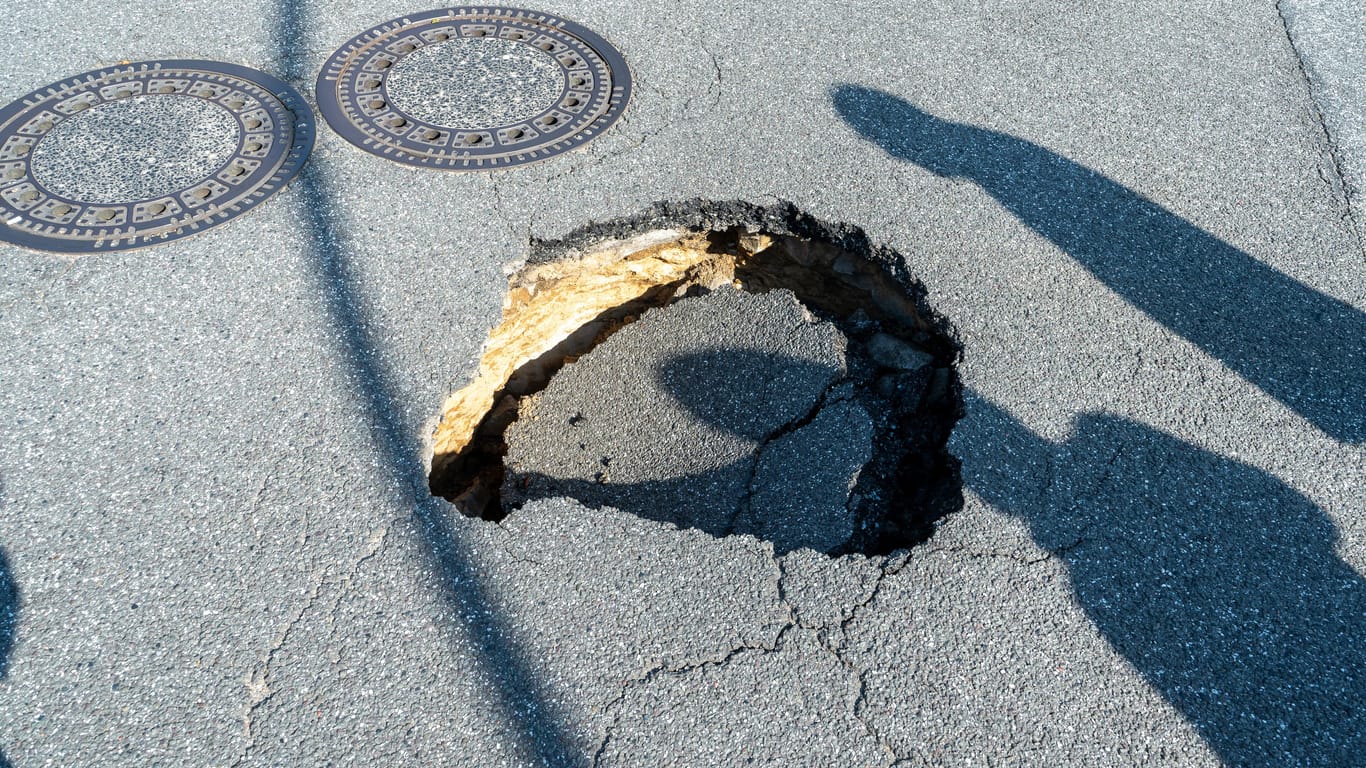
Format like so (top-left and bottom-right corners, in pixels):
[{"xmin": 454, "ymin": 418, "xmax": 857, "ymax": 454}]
[{"xmin": 429, "ymin": 204, "xmax": 964, "ymax": 556}]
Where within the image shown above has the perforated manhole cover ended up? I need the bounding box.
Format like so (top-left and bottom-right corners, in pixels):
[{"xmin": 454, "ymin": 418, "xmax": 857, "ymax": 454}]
[
  {"xmin": 0, "ymin": 60, "xmax": 313, "ymax": 254},
  {"xmin": 315, "ymin": 7, "xmax": 631, "ymax": 170}
]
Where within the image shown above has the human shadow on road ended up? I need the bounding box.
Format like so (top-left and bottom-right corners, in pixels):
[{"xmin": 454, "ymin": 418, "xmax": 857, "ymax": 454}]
[
  {"xmin": 960, "ymin": 390, "xmax": 1365, "ymax": 765},
  {"xmin": 832, "ymin": 85, "xmax": 1365, "ymax": 443},
  {"xmin": 273, "ymin": 3, "xmax": 580, "ymax": 765}
]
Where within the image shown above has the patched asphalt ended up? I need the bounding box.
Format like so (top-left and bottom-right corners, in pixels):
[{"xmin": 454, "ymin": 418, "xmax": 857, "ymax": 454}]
[{"xmin": 1, "ymin": 1, "xmax": 1363, "ymax": 766}]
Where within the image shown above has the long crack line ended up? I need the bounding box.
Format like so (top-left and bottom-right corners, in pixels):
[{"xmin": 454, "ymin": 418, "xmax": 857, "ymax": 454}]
[
  {"xmin": 805, "ymin": 568, "xmax": 903, "ymax": 766},
  {"xmin": 591, "ymin": 620, "xmax": 796, "ymax": 766},
  {"xmin": 229, "ymin": 523, "xmax": 393, "ymax": 767},
  {"xmin": 928, "ymin": 520, "xmax": 1093, "ymax": 567},
  {"xmin": 730, "ymin": 372, "xmax": 845, "ymax": 534},
  {"xmin": 927, "ymin": 543, "xmax": 1054, "ymax": 566},
  {"xmin": 1274, "ymin": 0, "xmax": 1366, "ymax": 255},
  {"xmin": 766, "ymin": 550, "xmax": 909, "ymax": 763},
  {"xmin": 229, "ymin": 575, "xmax": 323, "ymax": 768}
]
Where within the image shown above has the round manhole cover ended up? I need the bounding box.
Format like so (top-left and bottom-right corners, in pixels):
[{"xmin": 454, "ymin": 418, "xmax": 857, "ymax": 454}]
[
  {"xmin": 0, "ymin": 60, "xmax": 313, "ymax": 254},
  {"xmin": 315, "ymin": 7, "xmax": 631, "ymax": 171}
]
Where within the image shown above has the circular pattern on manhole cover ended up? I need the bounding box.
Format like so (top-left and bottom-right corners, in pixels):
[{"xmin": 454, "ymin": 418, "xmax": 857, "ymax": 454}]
[
  {"xmin": 0, "ymin": 60, "xmax": 313, "ymax": 254},
  {"xmin": 315, "ymin": 7, "xmax": 632, "ymax": 170}
]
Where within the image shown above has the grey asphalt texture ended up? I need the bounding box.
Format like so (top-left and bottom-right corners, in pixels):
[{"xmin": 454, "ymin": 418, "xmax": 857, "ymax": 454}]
[
  {"xmin": 1281, "ymin": 0, "xmax": 1366, "ymax": 210},
  {"xmin": 503, "ymin": 287, "xmax": 868, "ymax": 555},
  {"xmin": 1, "ymin": 1, "xmax": 1363, "ymax": 766}
]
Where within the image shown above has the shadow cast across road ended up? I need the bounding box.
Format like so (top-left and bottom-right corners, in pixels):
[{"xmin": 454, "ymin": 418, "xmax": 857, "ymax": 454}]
[
  {"xmin": 287, "ymin": 162, "xmax": 581, "ymax": 767},
  {"xmin": 959, "ymin": 391, "xmax": 1365, "ymax": 765},
  {"xmin": 1, "ymin": 479, "xmax": 17, "ymax": 767},
  {"xmin": 503, "ymin": 340, "xmax": 964, "ymax": 557},
  {"xmin": 501, "ymin": 337, "xmax": 1364, "ymax": 761},
  {"xmin": 508, "ymin": 349, "xmax": 872, "ymax": 555},
  {"xmin": 0, "ymin": 546, "xmax": 14, "ymax": 682},
  {"xmin": 272, "ymin": 2, "xmax": 580, "ymax": 764},
  {"xmin": 832, "ymin": 85, "xmax": 1365, "ymax": 443},
  {"xmin": 831, "ymin": 85, "xmax": 1365, "ymax": 763}
]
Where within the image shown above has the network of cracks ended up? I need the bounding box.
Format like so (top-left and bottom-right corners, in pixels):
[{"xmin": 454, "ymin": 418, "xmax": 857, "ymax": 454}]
[{"xmin": 429, "ymin": 203, "xmax": 966, "ymax": 556}]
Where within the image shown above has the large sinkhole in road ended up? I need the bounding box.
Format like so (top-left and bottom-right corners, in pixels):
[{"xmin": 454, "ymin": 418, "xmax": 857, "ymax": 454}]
[{"xmin": 429, "ymin": 208, "xmax": 964, "ymax": 556}]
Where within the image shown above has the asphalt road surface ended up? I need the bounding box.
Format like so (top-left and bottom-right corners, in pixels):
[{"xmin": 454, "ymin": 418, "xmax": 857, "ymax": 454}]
[{"xmin": 1, "ymin": 1, "xmax": 1362, "ymax": 765}]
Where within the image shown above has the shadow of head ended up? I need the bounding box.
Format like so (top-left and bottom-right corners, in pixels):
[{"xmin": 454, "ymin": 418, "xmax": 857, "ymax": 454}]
[
  {"xmin": 830, "ymin": 84, "xmax": 974, "ymax": 177},
  {"xmin": 654, "ymin": 346, "xmax": 843, "ymax": 442},
  {"xmin": 506, "ymin": 345, "xmax": 863, "ymax": 552}
]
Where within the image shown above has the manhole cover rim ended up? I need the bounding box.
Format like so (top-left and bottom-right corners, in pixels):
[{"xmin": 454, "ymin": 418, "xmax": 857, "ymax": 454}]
[
  {"xmin": 0, "ymin": 59, "xmax": 314, "ymax": 254},
  {"xmin": 314, "ymin": 6, "xmax": 633, "ymax": 171}
]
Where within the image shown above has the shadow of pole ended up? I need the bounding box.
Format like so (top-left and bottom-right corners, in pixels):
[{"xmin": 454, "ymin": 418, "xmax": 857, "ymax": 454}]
[
  {"xmin": 1, "ymin": 478, "xmax": 17, "ymax": 766},
  {"xmin": 0, "ymin": 477, "xmax": 16, "ymax": 682},
  {"xmin": 831, "ymin": 85, "xmax": 1365, "ymax": 443},
  {"xmin": 0, "ymin": 545, "xmax": 15, "ymax": 682},
  {"xmin": 956, "ymin": 390, "xmax": 1366, "ymax": 765},
  {"xmin": 273, "ymin": 4, "xmax": 581, "ymax": 765},
  {"xmin": 290, "ymin": 164, "xmax": 581, "ymax": 766}
]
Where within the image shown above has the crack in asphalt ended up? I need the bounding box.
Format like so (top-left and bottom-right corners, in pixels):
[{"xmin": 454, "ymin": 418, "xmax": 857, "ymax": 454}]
[
  {"xmin": 927, "ymin": 524, "xmax": 1093, "ymax": 567},
  {"xmin": 679, "ymin": 0, "xmax": 726, "ymax": 112},
  {"xmin": 532, "ymin": 25, "xmax": 726, "ymax": 198},
  {"xmin": 590, "ymin": 621, "xmax": 797, "ymax": 767},
  {"xmin": 927, "ymin": 543, "xmax": 1055, "ymax": 566},
  {"xmin": 243, "ymin": 475, "xmax": 272, "ymax": 547},
  {"xmin": 490, "ymin": 178, "xmax": 534, "ymax": 247},
  {"xmin": 824, "ymin": 556, "xmax": 915, "ymax": 764},
  {"xmin": 228, "ymin": 524, "xmax": 391, "ymax": 767},
  {"xmin": 779, "ymin": 553, "xmax": 912, "ymax": 765},
  {"xmin": 229, "ymin": 575, "xmax": 321, "ymax": 768},
  {"xmin": 589, "ymin": 545, "xmax": 795, "ymax": 766},
  {"xmin": 1274, "ymin": 0, "xmax": 1366, "ymax": 256},
  {"xmin": 728, "ymin": 357, "xmax": 845, "ymax": 535}
]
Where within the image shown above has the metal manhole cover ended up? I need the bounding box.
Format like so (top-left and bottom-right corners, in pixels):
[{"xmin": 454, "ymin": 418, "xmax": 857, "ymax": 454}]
[
  {"xmin": 316, "ymin": 7, "xmax": 631, "ymax": 171},
  {"xmin": 0, "ymin": 60, "xmax": 313, "ymax": 254}
]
